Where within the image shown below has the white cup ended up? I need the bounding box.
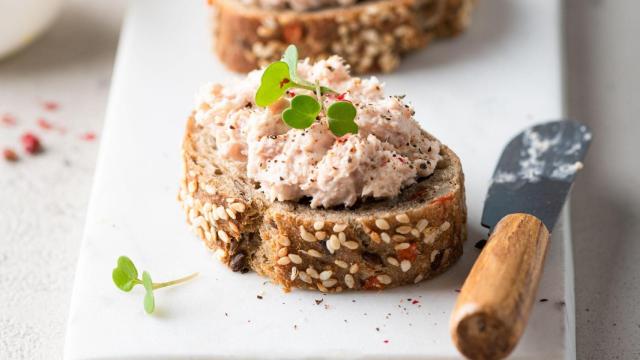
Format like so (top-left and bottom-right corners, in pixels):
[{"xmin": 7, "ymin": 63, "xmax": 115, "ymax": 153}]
[{"xmin": 0, "ymin": 0, "xmax": 65, "ymax": 59}]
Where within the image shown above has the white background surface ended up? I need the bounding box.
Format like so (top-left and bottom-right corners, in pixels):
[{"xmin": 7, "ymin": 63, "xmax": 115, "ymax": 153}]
[{"xmin": 0, "ymin": 0, "xmax": 638, "ymax": 359}]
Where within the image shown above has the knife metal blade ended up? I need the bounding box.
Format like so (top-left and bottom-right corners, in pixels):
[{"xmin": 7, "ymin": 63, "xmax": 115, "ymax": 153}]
[{"xmin": 481, "ymin": 119, "xmax": 592, "ymax": 231}]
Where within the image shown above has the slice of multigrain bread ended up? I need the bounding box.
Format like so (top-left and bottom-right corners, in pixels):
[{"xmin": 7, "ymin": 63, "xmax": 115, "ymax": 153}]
[
  {"xmin": 179, "ymin": 115, "xmax": 467, "ymax": 292},
  {"xmin": 210, "ymin": 0, "xmax": 475, "ymax": 74}
]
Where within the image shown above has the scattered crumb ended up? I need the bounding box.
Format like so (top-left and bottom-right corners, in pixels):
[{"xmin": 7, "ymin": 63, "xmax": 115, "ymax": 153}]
[
  {"xmin": 37, "ymin": 118, "xmax": 54, "ymax": 130},
  {"xmin": 383, "ymin": 340, "xmax": 389, "ymax": 344},
  {"xmin": 315, "ymin": 299, "xmax": 324, "ymax": 305},
  {"xmin": 540, "ymin": 298, "xmax": 548, "ymax": 303},
  {"xmin": 256, "ymin": 295, "xmax": 263, "ymax": 300},
  {"xmin": 1, "ymin": 113, "xmax": 16, "ymax": 126},
  {"xmin": 474, "ymin": 239, "xmax": 487, "ymax": 249}
]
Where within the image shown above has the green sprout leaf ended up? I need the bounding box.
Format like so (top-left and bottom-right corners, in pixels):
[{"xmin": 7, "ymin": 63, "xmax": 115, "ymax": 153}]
[
  {"xmin": 112, "ymin": 256, "xmax": 139, "ymax": 292},
  {"xmin": 255, "ymin": 61, "xmax": 293, "ymax": 107},
  {"xmin": 282, "ymin": 95, "xmax": 321, "ymax": 129},
  {"xmin": 142, "ymin": 271, "xmax": 155, "ymax": 314},
  {"xmin": 283, "ymin": 45, "xmax": 302, "ymax": 84},
  {"xmin": 111, "ymin": 256, "xmax": 198, "ymax": 315},
  {"xmin": 327, "ymin": 101, "xmax": 358, "ymax": 136}
]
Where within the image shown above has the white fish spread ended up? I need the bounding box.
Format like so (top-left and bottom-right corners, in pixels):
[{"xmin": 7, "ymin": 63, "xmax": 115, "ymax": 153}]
[{"xmin": 194, "ymin": 56, "xmax": 441, "ymax": 208}]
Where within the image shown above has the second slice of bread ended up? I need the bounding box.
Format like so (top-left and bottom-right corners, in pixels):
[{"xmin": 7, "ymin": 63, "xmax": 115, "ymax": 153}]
[{"xmin": 210, "ymin": 0, "xmax": 475, "ymax": 73}]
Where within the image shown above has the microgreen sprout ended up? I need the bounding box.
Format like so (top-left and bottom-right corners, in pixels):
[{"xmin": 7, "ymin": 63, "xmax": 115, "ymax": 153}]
[
  {"xmin": 255, "ymin": 44, "xmax": 358, "ymax": 137},
  {"xmin": 112, "ymin": 256, "xmax": 198, "ymax": 314}
]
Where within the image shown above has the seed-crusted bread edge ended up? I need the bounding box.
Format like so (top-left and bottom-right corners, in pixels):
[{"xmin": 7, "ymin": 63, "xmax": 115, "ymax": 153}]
[
  {"xmin": 209, "ymin": 0, "xmax": 475, "ymax": 74},
  {"xmin": 179, "ymin": 115, "xmax": 467, "ymax": 292}
]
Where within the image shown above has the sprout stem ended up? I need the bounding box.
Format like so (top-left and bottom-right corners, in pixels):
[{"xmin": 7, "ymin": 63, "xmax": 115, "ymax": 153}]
[
  {"xmin": 294, "ymin": 81, "xmax": 318, "ymax": 93},
  {"xmin": 292, "ymin": 81, "xmax": 336, "ymax": 95},
  {"xmin": 152, "ymin": 272, "xmax": 199, "ymax": 290}
]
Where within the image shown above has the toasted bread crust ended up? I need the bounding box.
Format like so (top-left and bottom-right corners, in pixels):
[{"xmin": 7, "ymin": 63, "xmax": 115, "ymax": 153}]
[
  {"xmin": 210, "ymin": 0, "xmax": 475, "ymax": 73},
  {"xmin": 179, "ymin": 116, "xmax": 466, "ymax": 292}
]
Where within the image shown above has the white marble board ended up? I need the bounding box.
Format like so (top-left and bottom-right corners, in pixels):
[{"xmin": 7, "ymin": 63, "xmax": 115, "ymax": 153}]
[{"xmin": 64, "ymin": 0, "xmax": 574, "ymax": 358}]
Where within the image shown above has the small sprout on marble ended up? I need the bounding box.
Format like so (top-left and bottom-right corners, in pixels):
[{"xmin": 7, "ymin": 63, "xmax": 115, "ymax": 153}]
[{"xmin": 112, "ymin": 256, "xmax": 198, "ymax": 314}]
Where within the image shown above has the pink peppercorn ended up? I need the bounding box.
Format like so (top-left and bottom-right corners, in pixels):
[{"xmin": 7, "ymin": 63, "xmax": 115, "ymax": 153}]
[{"xmin": 21, "ymin": 133, "xmax": 42, "ymax": 154}]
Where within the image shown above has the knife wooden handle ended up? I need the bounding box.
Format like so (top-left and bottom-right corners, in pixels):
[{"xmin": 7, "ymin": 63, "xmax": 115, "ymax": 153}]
[{"xmin": 450, "ymin": 213, "xmax": 550, "ymax": 360}]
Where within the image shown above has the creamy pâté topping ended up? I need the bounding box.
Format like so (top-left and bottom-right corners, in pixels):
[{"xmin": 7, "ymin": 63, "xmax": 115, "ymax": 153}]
[{"xmin": 194, "ymin": 56, "xmax": 441, "ymax": 208}]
